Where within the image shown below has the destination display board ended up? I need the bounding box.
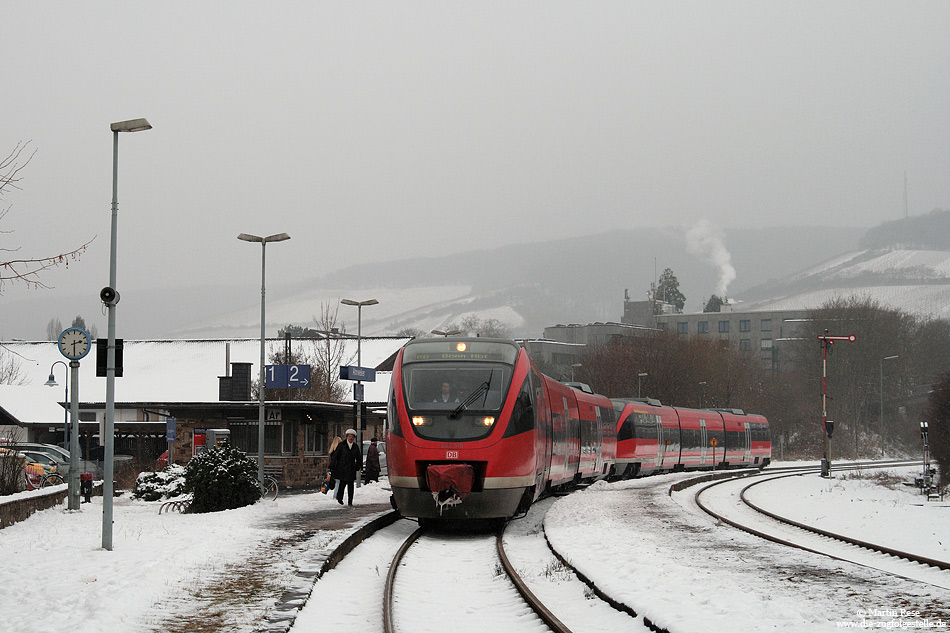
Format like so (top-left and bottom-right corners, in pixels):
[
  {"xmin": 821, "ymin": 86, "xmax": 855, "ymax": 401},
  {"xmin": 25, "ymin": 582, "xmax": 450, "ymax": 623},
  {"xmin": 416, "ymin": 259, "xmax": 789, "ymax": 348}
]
[{"xmin": 402, "ymin": 340, "xmax": 519, "ymax": 365}]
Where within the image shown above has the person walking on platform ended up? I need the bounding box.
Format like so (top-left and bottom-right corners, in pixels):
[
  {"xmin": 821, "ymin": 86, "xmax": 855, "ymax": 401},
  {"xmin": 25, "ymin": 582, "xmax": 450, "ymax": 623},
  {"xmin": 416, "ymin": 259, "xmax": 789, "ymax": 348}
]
[
  {"xmin": 330, "ymin": 429, "xmax": 362, "ymax": 506},
  {"xmin": 364, "ymin": 437, "xmax": 381, "ymax": 483}
]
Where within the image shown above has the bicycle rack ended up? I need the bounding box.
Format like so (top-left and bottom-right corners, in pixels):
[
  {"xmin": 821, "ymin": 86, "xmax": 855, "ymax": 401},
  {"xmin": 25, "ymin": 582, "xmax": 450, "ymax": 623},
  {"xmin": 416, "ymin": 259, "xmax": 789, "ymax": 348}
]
[{"xmin": 158, "ymin": 498, "xmax": 192, "ymax": 514}]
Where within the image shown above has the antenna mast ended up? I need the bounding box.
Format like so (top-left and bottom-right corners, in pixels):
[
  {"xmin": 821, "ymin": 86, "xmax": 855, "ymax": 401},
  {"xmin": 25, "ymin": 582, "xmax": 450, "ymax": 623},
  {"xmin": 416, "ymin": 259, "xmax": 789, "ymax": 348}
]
[{"xmin": 904, "ymin": 171, "xmax": 909, "ymax": 218}]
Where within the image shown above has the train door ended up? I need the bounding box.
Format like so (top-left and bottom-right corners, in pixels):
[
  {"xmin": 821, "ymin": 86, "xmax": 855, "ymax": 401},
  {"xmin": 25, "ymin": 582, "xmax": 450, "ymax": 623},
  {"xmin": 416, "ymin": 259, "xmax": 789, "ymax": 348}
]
[
  {"xmin": 533, "ymin": 370, "xmax": 552, "ymax": 489},
  {"xmin": 548, "ymin": 385, "xmax": 566, "ymax": 485},
  {"xmin": 700, "ymin": 418, "xmax": 708, "ymax": 467},
  {"xmin": 744, "ymin": 422, "xmax": 752, "ymax": 465},
  {"xmin": 593, "ymin": 406, "xmax": 603, "ymax": 476},
  {"xmin": 564, "ymin": 395, "xmax": 579, "ymax": 478},
  {"xmin": 655, "ymin": 414, "xmax": 663, "ymax": 467}
]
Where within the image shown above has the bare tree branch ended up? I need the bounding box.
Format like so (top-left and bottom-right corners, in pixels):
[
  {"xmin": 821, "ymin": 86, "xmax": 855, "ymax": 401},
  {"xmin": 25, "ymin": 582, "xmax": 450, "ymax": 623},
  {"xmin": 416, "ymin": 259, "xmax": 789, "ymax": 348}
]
[{"xmin": 1, "ymin": 141, "xmax": 96, "ymax": 293}]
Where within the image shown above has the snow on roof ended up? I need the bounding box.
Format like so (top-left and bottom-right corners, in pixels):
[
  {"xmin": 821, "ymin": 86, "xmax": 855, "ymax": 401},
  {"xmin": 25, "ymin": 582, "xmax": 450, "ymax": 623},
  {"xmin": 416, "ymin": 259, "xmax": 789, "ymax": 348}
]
[
  {"xmin": 0, "ymin": 337, "xmax": 410, "ymax": 424},
  {"xmin": 0, "ymin": 384, "xmax": 69, "ymax": 425}
]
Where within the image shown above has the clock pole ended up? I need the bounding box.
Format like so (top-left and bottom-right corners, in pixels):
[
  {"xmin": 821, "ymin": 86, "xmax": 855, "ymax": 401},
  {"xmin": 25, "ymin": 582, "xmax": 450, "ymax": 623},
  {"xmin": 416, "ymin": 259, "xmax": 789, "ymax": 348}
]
[{"xmin": 68, "ymin": 360, "xmax": 81, "ymax": 510}]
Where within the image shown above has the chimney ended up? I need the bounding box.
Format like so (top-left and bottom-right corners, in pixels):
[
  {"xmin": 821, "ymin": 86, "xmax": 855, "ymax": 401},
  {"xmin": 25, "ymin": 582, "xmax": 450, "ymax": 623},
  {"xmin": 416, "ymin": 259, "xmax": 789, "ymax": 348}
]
[
  {"xmin": 230, "ymin": 362, "xmax": 252, "ymax": 401},
  {"xmin": 219, "ymin": 361, "xmax": 253, "ymax": 401}
]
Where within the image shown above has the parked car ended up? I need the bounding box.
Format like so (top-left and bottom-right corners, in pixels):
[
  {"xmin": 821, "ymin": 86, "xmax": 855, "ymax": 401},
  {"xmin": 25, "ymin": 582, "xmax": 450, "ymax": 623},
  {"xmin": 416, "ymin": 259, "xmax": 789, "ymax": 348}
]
[
  {"xmin": 361, "ymin": 440, "xmax": 387, "ymax": 478},
  {"xmin": 9, "ymin": 443, "xmax": 100, "ymax": 477},
  {"xmin": 0, "ymin": 448, "xmax": 46, "ymax": 476},
  {"xmin": 18, "ymin": 450, "xmax": 62, "ymax": 474}
]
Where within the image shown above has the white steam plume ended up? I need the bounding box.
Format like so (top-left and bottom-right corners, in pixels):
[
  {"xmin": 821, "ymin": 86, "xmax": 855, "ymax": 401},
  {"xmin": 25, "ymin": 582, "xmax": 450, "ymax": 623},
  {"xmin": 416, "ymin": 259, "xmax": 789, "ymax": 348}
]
[{"xmin": 686, "ymin": 220, "xmax": 736, "ymax": 298}]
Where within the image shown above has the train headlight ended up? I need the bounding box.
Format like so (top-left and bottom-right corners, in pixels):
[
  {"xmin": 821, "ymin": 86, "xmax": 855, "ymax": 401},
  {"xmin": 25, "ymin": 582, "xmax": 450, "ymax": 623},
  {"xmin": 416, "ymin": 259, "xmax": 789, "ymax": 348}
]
[
  {"xmin": 480, "ymin": 416, "xmax": 495, "ymax": 426},
  {"xmin": 412, "ymin": 416, "xmax": 430, "ymax": 426}
]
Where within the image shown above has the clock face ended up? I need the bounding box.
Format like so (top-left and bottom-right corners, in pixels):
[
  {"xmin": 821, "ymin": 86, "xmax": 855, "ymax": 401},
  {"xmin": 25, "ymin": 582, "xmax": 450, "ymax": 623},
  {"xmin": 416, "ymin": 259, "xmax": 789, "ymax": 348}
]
[{"xmin": 58, "ymin": 328, "xmax": 91, "ymax": 360}]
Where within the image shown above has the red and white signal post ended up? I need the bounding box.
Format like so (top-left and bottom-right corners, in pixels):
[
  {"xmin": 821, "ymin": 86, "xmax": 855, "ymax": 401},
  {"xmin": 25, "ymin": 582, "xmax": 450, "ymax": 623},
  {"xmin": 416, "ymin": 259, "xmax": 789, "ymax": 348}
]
[{"xmin": 817, "ymin": 330, "xmax": 856, "ymax": 477}]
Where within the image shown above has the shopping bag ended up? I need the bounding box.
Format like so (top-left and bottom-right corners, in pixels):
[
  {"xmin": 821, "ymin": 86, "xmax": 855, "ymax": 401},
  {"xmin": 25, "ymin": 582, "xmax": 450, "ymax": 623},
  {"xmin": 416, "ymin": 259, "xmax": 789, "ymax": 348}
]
[{"xmin": 320, "ymin": 472, "xmax": 334, "ymax": 494}]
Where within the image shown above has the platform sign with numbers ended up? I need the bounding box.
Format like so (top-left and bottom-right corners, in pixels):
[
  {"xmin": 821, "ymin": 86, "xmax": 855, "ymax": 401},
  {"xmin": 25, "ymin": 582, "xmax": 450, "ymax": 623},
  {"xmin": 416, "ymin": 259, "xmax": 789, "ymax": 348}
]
[{"xmin": 265, "ymin": 364, "xmax": 311, "ymax": 389}]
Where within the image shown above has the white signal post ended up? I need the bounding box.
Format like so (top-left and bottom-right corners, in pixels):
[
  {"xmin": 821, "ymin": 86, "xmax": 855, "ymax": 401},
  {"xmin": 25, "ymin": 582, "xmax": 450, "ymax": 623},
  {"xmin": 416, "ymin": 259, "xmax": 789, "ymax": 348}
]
[{"xmin": 816, "ymin": 331, "xmax": 856, "ymax": 477}]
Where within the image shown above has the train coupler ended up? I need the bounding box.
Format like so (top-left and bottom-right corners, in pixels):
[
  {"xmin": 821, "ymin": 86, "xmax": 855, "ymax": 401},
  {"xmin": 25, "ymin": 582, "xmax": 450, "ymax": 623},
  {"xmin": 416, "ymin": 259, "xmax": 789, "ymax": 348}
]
[{"xmin": 425, "ymin": 464, "xmax": 474, "ymax": 515}]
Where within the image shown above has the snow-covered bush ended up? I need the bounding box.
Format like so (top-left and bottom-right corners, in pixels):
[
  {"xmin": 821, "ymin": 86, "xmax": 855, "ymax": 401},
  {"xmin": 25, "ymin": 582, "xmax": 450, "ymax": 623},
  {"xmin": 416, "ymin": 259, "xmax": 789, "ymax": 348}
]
[
  {"xmin": 131, "ymin": 464, "xmax": 186, "ymax": 501},
  {"xmin": 183, "ymin": 442, "xmax": 260, "ymax": 513}
]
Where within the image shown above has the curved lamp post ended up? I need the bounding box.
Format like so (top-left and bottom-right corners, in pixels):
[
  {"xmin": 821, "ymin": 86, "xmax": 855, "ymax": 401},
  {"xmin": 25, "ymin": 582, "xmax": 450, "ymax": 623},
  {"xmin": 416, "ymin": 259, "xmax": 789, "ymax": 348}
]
[{"xmin": 44, "ymin": 361, "xmax": 69, "ymax": 449}]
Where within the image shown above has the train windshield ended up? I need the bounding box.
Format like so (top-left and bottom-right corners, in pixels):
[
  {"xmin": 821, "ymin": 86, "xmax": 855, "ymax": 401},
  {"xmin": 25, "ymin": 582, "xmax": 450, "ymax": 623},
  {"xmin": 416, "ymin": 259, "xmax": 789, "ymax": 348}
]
[{"xmin": 400, "ymin": 340, "xmax": 519, "ymax": 441}]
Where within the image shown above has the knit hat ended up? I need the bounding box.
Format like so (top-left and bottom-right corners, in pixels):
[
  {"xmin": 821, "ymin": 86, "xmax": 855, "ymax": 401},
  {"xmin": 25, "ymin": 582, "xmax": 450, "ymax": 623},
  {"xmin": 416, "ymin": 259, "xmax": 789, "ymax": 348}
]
[{"xmin": 345, "ymin": 429, "xmax": 357, "ymax": 437}]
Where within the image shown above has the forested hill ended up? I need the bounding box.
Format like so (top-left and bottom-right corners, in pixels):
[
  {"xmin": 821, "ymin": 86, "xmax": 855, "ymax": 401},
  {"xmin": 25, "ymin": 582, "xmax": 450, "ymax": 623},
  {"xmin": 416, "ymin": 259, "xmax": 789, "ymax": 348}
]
[
  {"xmin": 859, "ymin": 208, "xmax": 950, "ymax": 250},
  {"xmin": 294, "ymin": 225, "xmax": 865, "ymax": 316}
]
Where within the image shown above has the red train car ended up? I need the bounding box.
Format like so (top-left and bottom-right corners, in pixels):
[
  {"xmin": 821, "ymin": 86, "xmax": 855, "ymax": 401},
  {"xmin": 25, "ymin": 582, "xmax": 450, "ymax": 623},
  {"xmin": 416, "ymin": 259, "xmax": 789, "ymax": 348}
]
[
  {"xmin": 612, "ymin": 400, "xmax": 772, "ymax": 476},
  {"xmin": 387, "ymin": 338, "xmax": 615, "ymax": 521},
  {"xmin": 611, "ymin": 398, "xmax": 679, "ymax": 477}
]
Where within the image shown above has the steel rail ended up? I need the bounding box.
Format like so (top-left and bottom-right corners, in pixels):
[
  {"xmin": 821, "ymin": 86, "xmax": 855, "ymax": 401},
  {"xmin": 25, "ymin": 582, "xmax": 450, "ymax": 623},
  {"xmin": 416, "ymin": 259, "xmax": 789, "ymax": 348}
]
[
  {"xmin": 691, "ymin": 462, "xmax": 947, "ymax": 582},
  {"xmin": 382, "ymin": 525, "xmax": 425, "ymax": 633},
  {"xmin": 495, "ymin": 527, "xmax": 574, "ymax": 633},
  {"xmin": 739, "ymin": 475, "xmax": 950, "ymax": 571}
]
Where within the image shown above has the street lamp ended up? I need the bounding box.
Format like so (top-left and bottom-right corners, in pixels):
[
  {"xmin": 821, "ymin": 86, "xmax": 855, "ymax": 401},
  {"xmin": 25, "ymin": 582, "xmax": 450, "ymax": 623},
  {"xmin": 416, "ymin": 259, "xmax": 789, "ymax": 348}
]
[
  {"xmin": 879, "ymin": 355, "xmax": 898, "ymax": 457},
  {"xmin": 699, "ymin": 381, "xmax": 707, "ymax": 408},
  {"xmin": 638, "ymin": 372, "xmax": 648, "ymax": 398},
  {"xmin": 341, "ymin": 298, "xmax": 378, "ymax": 487},
  {"xmin": 103, "ymin": 117, "xmax": 151, "ymax": 551},
  {"xmin": 571, "ymin": 363, "xmax": 582, "ymax": 382},
  {"xmin": 238, "ymin": 232, "xmax": 291, "ymax": 488},
  {"xmin": 431, "ymin": 329, "xmax": 461, "ymax": 337},
  {"xmin": 44, "ymin": 361, "xmax": 68, "ymax": 449}
]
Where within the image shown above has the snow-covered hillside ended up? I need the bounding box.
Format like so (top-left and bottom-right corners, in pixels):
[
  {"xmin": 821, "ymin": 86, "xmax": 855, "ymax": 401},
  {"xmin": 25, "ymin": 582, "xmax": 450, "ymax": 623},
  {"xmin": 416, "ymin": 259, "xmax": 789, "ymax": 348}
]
[{"xmin": 737, "ymin": 248, "xmax": 950, "ymax": 320}]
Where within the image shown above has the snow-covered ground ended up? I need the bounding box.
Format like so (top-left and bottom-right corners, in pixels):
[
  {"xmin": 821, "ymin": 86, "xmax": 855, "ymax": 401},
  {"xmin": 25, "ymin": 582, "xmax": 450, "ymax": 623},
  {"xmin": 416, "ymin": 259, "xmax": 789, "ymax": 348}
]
[{"xmin": 1, "ymin": 463, "xmax": 947, "ymax": 632}]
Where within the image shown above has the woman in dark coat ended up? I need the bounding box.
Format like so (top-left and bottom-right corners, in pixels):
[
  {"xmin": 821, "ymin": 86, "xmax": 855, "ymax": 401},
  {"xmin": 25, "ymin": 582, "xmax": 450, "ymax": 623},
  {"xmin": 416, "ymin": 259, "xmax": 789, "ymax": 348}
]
[
  {"xmin": 330, "ymin": 429, "xmax": 362, "ymax": 506},
  {"xmin": 364, "ymin": 437, "xmax": 381, "ymax": 483}
]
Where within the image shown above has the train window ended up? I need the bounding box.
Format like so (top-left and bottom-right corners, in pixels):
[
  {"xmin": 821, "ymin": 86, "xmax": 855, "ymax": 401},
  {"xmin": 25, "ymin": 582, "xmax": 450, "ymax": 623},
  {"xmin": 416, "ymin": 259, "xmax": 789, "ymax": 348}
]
[
  {"xmin": 503, "ymin": 380, "xmax": 536, "ymax": 438},
  {"xmin": 387, "ymin": 381, "xmax": 402, "ymax": 437},
  {"xmin": 400, "ymin": 362, "xmax": 513, "ymax": 441},
  {"xmin": 403, "ymin": 365, "xmax": 511, "ymax": 412}
]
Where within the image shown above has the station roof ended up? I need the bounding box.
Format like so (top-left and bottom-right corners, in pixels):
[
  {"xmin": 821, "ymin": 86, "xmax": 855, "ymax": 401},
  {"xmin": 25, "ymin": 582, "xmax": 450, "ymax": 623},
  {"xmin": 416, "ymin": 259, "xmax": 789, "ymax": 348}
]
[{"xmin": 0, "ymin": 336, "xmax": 409, "ymax": 425}]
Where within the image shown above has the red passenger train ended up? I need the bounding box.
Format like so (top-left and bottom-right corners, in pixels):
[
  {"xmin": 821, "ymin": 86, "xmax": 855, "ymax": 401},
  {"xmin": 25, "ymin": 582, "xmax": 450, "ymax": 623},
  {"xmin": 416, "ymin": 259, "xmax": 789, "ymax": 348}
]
[
  {"xmin": 611, "ymin": 398, "xmax": 771, "ymax": 479},
  {"xmin": 386, "ymin": 337, "xmax": 770, "ymax": 522}
]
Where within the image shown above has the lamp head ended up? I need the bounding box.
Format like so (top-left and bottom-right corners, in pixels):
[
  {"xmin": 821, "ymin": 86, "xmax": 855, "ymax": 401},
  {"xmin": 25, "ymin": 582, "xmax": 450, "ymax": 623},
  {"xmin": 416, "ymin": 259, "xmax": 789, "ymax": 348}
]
[{"xmin": 110, "ymin": 118, "xmax": 152, "ymax": 133}]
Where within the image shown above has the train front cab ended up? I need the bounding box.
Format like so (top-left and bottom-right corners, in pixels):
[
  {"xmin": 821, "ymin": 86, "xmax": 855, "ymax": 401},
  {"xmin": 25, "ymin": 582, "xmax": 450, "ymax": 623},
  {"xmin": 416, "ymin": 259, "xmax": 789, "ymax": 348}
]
[
  {"xmin": 387, "ymin": 338, "xmax": 544, "ymax": 520},
  {"xmin": 611, "ymin": 398, "xmax": 678, "ymax": 478}
]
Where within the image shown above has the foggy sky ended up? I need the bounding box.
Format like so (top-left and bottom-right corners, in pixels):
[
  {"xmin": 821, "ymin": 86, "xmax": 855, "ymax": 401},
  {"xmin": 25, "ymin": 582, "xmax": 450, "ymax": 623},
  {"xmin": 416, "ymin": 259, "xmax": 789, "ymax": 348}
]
[{"xmin": 2, "ymin": 2, "xmax": 949, "ymax": 340}]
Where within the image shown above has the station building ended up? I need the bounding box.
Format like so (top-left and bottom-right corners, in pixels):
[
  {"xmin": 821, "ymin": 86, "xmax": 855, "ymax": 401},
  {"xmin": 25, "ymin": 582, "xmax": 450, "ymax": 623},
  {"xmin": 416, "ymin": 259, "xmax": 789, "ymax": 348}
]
[{"xmin": 0, "ymin": 336, "xmax": 409, "ymax": 488}]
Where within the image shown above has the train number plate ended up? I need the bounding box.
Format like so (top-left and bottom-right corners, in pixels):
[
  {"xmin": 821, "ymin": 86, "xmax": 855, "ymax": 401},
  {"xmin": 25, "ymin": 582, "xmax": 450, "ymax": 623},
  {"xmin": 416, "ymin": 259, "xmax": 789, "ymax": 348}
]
[{"xmin": 446, "ymin": 451, "xmax": 459, "ymax": 459}]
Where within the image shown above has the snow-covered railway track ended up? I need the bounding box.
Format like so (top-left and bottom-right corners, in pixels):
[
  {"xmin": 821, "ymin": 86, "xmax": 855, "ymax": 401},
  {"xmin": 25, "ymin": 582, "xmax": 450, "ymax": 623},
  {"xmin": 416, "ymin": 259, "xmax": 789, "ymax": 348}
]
[
  {"xmin": 383, "ymin": 528, "xmax": 552, "ymax": 633},
  {"xmin": 690, "ymin": 465, "xmax": 950, "ymax": 590}
]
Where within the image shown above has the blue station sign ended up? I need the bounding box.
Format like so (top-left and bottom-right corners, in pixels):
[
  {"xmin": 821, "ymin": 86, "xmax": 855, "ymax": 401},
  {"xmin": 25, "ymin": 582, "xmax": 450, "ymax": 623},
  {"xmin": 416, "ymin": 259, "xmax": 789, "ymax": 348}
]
[
  {"xmin": 339, "ymin": 365, "xmax": 376, "ymax": 382},
  {"xmin": 265, "ymin": 364, "xmax": 312, "ymax": 389}
]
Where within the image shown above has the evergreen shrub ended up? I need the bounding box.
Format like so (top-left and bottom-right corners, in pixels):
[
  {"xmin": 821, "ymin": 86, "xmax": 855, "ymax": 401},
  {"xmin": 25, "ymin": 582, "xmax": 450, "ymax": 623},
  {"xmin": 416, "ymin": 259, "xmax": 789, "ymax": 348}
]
[
  {"xmin": 183, "ymin": 442, "xmax": 261, "ymax": 513},
  {"xmin": 131, "ymin": 464, "xmax": 186, "ymax": 501}
]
